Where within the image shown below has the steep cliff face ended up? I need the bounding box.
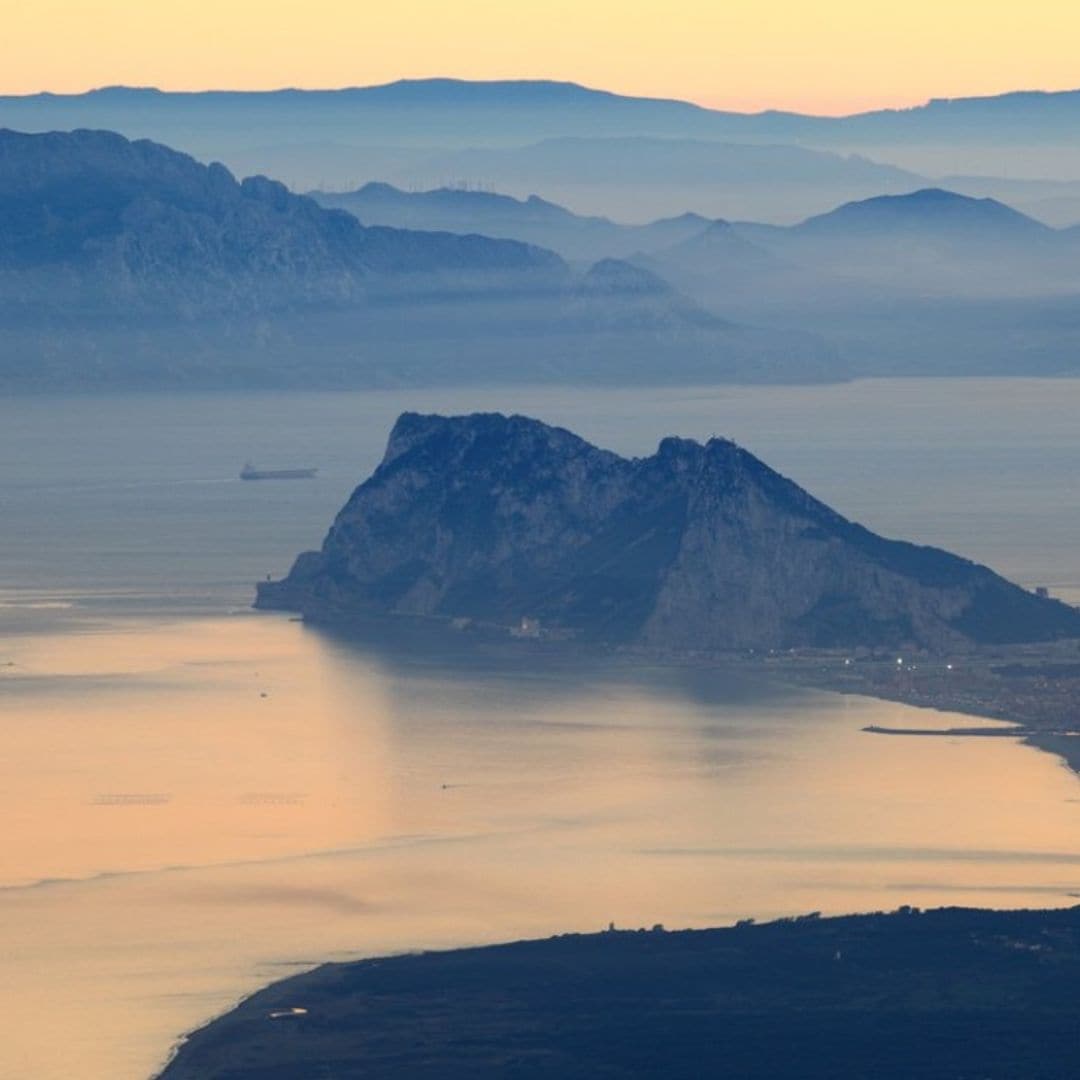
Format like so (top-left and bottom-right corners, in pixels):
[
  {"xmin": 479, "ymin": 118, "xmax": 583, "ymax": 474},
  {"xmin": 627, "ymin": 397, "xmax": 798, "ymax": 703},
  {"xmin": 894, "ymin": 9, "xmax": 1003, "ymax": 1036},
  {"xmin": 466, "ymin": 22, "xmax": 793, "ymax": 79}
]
[{"xmin": 257, "ymin": 413, "xmax": 1080, "ymax": 651}]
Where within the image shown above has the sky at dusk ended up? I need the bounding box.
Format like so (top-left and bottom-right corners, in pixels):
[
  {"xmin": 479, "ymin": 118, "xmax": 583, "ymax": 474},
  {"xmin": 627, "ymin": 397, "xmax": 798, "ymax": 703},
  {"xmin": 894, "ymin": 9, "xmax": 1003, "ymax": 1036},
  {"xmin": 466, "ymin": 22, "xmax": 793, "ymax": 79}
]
[{"xmin": 8, "ymin": 0, "xmax": 1080, "ymax": 113}]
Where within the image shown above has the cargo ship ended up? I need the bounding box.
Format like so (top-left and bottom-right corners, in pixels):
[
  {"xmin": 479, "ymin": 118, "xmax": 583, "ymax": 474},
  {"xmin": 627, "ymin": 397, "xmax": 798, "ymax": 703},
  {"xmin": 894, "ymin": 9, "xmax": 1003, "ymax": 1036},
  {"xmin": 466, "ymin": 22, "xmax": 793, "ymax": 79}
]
[{"xmin": 240, "ymin": 463, "xmax": 318, "ymax": 481}]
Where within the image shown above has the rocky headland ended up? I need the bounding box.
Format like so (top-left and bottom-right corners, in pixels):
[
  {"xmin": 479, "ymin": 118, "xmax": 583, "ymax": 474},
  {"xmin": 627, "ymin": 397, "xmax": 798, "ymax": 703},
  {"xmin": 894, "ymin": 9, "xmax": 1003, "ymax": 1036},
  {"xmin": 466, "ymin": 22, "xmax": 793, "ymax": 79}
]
[{"xmin": 257, "ymin": 412, "xmax": 1080, "ymax": 654}]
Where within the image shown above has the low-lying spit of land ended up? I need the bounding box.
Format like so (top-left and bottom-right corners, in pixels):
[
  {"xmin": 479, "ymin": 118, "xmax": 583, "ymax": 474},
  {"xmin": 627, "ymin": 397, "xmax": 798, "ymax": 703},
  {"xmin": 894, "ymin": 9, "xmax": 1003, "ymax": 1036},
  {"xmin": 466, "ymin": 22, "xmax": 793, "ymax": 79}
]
[
  {"xmin": 159, "ymin": 905, "xmax": 1080, "ymax": 1080},
  {"xmin": 746, "ymin": 640, "xmax": 1080, "ymax": 773}
]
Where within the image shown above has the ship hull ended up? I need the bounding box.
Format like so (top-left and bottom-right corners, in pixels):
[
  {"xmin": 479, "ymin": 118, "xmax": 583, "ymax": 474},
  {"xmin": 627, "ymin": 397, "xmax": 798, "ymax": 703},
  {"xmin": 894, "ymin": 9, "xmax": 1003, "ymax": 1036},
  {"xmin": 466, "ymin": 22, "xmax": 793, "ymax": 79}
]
[{"xmin": 240, "ymin": 468, "xmax": 317, "ymax": 481}]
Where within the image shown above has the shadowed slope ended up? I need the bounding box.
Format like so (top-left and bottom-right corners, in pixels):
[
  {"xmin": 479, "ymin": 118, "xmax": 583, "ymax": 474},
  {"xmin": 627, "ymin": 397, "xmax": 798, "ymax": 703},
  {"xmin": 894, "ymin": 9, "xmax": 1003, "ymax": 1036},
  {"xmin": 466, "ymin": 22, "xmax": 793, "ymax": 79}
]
[
  {"xmin": 258, "ymin": 412, "xmax": 1080, "ymax": 651},
  {"xmin": 159, "ymin": 906, "xmax": 1080, "ymax": 1080}
]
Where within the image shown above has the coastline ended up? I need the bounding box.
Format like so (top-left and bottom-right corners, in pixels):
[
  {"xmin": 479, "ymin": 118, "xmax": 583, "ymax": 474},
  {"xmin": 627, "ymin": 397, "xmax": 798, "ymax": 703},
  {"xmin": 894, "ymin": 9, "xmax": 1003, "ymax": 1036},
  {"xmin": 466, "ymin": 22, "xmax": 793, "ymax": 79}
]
[
  {"xmin": 740, "ymin": 645, "xmax": 1080, "ymax": 776},
  {"xmin": 143, "ymin": 613, "xmax": 1080, "ymax": 1075},
  {"xmin": 145, "ymin": 611, "xmax": 1080, "ymax": 1078},
  {"xmin": 285, "ymin": 609, "xmax": 1080, "ymax": 777},
  {"xmin": 157, "ymin": 905, "xmax": 1080, "ymax": 1079}
]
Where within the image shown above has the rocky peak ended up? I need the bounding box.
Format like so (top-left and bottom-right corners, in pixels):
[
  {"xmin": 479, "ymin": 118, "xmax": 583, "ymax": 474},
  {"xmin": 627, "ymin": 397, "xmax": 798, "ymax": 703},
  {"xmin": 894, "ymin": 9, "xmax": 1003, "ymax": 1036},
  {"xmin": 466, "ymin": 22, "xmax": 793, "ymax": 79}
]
[
  {"xmin": 381, "ymin": 412, "xmax": 611, "ymax": 472},
  {"xmin": 655, "ymin": 434, "xmax": 703, "ymax": 465},
  {"xmin": 258, "ymin": 412, "xmax": 1080, "ymax": 652},
  {"xmin": 581, "ymin": 258, "xmax": 673, "ymax": 296},
  {"xmin": 381, "ymin": 411, "xmax": 452, "ymax": 467}
]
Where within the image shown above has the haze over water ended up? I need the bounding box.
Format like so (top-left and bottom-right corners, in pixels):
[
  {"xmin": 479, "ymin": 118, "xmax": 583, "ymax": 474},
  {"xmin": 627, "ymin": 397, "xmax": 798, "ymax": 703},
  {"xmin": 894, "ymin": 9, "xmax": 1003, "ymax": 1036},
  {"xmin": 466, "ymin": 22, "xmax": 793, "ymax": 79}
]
[{"xmin": 3, "ymin": 378, "xmax": 1080, "ymax": 1079}]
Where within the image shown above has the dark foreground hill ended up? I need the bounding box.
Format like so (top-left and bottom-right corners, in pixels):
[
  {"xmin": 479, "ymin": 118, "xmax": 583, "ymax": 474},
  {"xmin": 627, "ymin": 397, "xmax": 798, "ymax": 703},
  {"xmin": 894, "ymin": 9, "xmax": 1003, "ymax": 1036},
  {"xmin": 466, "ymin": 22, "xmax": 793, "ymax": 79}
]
[
  {"xmin": 256, "ymin": 412, "xmax": 1080, "ymax": 652},
  {"xmin": 0, "ymin": 128, "xmax": 836, "ymax": 389},
  {"xmin": 158, "ymin": 905, "xmax": 1080, "ymax": 1080}
]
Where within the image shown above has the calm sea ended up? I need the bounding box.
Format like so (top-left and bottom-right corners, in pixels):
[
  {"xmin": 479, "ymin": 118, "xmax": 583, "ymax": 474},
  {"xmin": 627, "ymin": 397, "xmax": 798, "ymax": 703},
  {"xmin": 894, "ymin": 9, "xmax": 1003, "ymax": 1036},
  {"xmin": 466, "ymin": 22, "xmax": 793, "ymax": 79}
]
[{"xmin": 1, "ymin": 379, "xmax": 1079, "ymax": 1079}]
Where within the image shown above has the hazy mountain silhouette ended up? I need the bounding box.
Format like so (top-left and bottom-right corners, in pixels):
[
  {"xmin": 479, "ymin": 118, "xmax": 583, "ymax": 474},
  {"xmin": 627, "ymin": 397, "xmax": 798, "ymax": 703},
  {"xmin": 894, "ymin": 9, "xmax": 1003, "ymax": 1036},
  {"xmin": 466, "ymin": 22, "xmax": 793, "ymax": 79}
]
[
  {"xmin": 732, "ymin": 189, "xmax": 1068, "ymax": 291},
  {"xmin": 649, "ymin": 188, "xmax": 1080, "ymax": 375},
  {"xmin": 726, "ymin": 188, "xmax": 1080, "ymax": 295},
  {"xmin": 794, "ymin": 187, "xmax": 1050, "ymax": 239},
  {"xmin": 0, "ymin": 128, "xmax": 836, "ymax": 389},
  {"xmin": 397, "ymin": 137, "xmax": 926, "ymax": 222},
  {"xmin": 636, "ymin": 220, "xmax": 787, "ymax": 297},
  {"xmin": 6, "ymin": 79, "xmax": 1080, "ymax": 214},
  {"xmin": 0, "ymin": 128, "xmax": 565, "ymax": 314},
  {"xmin": 7, "ymin": 79, "xmax": 1080, "ymax": 150},
  {"xmin": 314, "ymin": 181, "xmax": 1080, "ymax": 376},
  {"xmin": 311, "ymin": 182, "xmax": 716, "ymax": 261}
]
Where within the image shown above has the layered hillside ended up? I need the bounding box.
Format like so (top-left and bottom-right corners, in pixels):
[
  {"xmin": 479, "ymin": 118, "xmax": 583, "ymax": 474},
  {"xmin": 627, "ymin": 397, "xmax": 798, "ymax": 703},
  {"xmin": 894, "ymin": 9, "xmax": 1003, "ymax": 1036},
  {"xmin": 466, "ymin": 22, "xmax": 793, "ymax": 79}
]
[
  {"xmin": 647, "ymin": 188, "xmax": 1080, "ymax": 376},
  {"xmin": 0, "ymin": 128, "xmax": 565, "ymax": 321},
  {"xmin": 257, "ymin": 412, "xmax": 1080, "ymax": 651},
  {"xmin": 311, "ymin": 182, "xmax": 716, "ymax": 261},
  {"xmin": 732, "ymin": 188, "xmax": 1076, "ymax": 295},
  {"xmin": 0, "ymin": 129, "xmax": 836, "ymax": 388}
]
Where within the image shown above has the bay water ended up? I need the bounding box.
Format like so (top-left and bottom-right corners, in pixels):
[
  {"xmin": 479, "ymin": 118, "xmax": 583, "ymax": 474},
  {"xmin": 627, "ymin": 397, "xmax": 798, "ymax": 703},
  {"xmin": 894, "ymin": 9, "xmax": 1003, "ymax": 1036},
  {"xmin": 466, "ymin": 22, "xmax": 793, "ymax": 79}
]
[{"xmin": 2, "ymin": 379, "xmax": 1079, "ymax": 1079}]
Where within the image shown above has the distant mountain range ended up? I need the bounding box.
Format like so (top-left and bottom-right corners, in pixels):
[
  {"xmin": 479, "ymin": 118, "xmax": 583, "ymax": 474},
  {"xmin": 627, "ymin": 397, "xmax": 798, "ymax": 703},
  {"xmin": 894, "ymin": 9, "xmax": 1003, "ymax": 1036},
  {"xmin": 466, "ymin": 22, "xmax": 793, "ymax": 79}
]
[
  {"xmin": 338, "ymin": 180, "xmax": 1080, "ymax": 377},
  {"xmin": 258, "ymin": 411, "xmax": 1080, "ymax": 651},
  {"xmin": 796, "ymin": 187, "xmax": 1049, "ymax": 236},
  {"xmin": 311, "ymin": 182, "xmax": 717, "ymax": 261},
  {"xmin": 383, "ymin": 137, "xmax": 927, "ymax": 223},
  {"xmin": 7, "ymin": 80, "xmax": 1080, "ymax": 221},
  {"xmin": 314, "ymin": 179, "xmax": 1080, "ymax": 306},
  {"xmin": 731, "ymin": 188, "xmax": 1078, "ymax": 294},
  {"xmin": 0, "ymin": 128, "xmax": 833, "ymax": 389},
  {"xmin": 658, "ymin": 189, "xmax": 1080, "ymax": 375},
  {"xmin": 7, "ymin": 122, "xmax": 1080, "ymax": 387},
  {"xmin": 0, "ymin": 128, "xmax": 564, "ymax": 316},
  {"xmin": 8, "ymin": 79, "xmax": 1080, "ymax": 147}
]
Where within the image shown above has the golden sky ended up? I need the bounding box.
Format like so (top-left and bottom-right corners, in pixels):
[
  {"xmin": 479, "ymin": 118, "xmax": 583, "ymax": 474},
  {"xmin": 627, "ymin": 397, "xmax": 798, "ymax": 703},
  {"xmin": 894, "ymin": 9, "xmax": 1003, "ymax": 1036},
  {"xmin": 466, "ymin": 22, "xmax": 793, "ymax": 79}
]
[{"xmin": 8, "ymin": 0, "xmax": 1080, "ymax": 113}]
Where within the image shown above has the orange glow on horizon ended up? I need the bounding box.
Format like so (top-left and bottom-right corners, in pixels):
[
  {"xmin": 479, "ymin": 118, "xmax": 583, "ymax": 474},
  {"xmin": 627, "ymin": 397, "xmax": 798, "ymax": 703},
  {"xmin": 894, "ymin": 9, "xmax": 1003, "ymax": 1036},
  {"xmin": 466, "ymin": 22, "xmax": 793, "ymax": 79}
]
[{"xmin": 6, "ymin": 0, "xmax": 1080, "ymax": 115}]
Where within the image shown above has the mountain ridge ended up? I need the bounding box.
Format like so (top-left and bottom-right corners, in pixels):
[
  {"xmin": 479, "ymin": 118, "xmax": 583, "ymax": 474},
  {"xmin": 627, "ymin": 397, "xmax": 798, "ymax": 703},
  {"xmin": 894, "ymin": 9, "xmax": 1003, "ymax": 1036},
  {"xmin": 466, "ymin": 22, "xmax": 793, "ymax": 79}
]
[
  {"xmin": 794, "ymin": 187, "xmax": 1052, "ymax": 236},
  {"xmin": 9, "ymin": 80, "xmax": 1080, "ymax": 217},
  {"xmin": 0, "ymin": 128, "xmax": 837, "ymax": 389},
  {"xmin": 311, "ymin": 181, "xmax": 724, "ymax": 260},
  {"xmin": 0, "ymin": 127, "xmax": 565, "ymax": 291},
  {"xmin": 8, "ymin": 78, "xmax": 1080, "ymax": 127}
]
